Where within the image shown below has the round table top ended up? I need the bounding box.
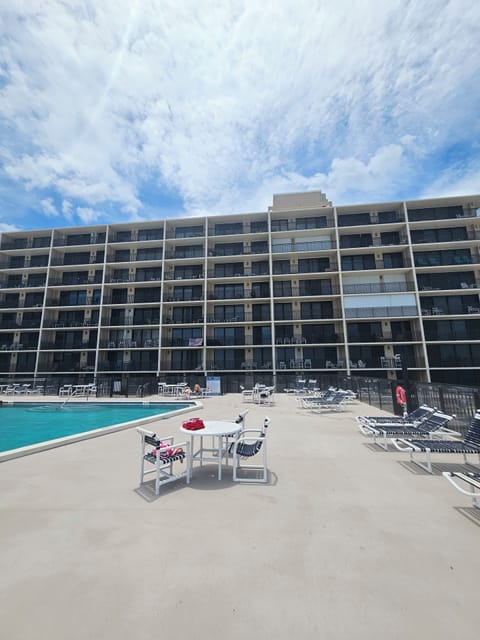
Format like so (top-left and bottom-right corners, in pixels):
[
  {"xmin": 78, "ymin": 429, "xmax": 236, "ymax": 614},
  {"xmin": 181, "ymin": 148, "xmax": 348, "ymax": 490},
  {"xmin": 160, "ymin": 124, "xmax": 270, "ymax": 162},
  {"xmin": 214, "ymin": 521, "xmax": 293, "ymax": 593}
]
[{"xmin": 179, "ymin": 420, "xmax": 242, "ymax": 437}]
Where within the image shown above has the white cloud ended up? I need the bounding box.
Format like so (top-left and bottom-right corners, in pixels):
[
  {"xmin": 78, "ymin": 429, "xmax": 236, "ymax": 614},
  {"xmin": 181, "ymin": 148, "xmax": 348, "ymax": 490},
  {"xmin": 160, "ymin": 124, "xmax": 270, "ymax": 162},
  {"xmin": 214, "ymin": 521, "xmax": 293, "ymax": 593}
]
[
  {"xmin": 0, "ymin": 222, "xmax": 21, "ymax": 232},
  {"xmin": 40, "ymin": 197, "xmax": 59, "ymax": 217},
  {"xmin": 76, "ymin": 206, "xmax": 101, "ymax": 224},
  {"xmin": 421, "ymin": 162, "xmax": 480, "ymax": 199},
  {"xmin": 0, "ymin": 0, "xmax": 479, "ymax": 223}
]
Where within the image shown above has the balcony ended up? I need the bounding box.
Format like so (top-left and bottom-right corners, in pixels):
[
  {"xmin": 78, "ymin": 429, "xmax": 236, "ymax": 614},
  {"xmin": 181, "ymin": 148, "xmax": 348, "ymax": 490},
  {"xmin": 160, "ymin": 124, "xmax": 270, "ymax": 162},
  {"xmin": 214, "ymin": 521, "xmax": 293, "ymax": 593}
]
[
  {"xmin": 272, "ymin": 241, "xmax": 334, "ymax": 253},
  {"xmin": 342, "ymin": 282, "xmax": 414, "ymax": 294},
  {"xmin": 345, "ymin": 305, "xmax": 418, "ymax": 319}
]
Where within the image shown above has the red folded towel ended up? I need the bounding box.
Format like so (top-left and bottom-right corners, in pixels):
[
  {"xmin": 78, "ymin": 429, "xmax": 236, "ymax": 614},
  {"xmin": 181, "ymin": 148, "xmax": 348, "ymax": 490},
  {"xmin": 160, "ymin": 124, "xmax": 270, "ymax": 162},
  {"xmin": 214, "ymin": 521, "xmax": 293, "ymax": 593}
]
[{"xmin": 182, "ymin": 417, "xmax": 205, "ymax": 430}]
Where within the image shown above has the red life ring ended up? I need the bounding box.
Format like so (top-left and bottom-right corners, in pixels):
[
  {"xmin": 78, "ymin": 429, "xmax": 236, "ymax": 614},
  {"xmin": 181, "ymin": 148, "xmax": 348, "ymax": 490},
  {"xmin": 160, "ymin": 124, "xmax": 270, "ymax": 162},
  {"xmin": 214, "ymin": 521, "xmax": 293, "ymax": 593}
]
[{"xmin": 395, "ymin": 385, "xmax": 406, "ymax": 405}]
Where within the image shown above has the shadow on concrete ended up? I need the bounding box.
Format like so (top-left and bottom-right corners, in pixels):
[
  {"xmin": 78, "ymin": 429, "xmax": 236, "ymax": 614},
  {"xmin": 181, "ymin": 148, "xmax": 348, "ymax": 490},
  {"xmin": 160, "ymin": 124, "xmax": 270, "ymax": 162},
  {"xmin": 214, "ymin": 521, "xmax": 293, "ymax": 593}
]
[{"xmin": 454, "ymin": 506, "xmax": 480, "ymax": 527}]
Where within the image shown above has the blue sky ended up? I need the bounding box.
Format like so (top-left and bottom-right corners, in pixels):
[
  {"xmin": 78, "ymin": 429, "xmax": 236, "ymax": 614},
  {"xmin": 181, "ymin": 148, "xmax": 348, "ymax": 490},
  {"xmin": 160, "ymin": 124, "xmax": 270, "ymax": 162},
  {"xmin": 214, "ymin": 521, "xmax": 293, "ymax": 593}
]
[{"xmin": 0, "ymin": 0, "xmax": 479, "ymax": 231}]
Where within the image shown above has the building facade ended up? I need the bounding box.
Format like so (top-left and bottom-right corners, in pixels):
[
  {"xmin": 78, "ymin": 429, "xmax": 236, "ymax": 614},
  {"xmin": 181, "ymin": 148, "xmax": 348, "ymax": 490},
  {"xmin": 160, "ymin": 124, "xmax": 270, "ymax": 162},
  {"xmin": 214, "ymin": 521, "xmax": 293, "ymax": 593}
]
[{"xmin": 1, "ymin": 191, "xmax": 479, "ymax": 388}]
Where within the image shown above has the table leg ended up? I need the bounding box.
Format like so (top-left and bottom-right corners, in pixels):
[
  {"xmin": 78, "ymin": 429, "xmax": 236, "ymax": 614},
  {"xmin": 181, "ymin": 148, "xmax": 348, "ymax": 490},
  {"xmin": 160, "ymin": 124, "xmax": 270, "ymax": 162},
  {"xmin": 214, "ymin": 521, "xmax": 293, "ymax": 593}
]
[{"xmin": 217, "ymin": 436, "xmax": 222, "ymax": 480}]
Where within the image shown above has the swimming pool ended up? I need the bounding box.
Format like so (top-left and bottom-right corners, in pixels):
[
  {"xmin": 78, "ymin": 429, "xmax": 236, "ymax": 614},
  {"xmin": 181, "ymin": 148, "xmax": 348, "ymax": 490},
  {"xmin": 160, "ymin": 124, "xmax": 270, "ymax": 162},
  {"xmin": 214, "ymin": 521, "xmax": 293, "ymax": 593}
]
[{"xmin": 0, "ymin": 402, "xmax": 196, "ymax": 457}]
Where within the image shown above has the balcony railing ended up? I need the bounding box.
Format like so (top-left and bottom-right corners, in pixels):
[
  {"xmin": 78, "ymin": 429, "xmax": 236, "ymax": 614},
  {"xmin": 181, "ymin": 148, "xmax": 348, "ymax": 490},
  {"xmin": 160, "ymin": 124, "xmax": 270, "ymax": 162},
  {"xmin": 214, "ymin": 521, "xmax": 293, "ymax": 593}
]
[
  {"xmin": 345, "ymin": 305, "xmax": 418, "ymax": 319},
  {"xmin": 272, "ymin": 241, "xmax": 334, "ymax": 253},
  {"xmin": 342, "ymin": 282, "xmax": 414, "ymax": 294}
]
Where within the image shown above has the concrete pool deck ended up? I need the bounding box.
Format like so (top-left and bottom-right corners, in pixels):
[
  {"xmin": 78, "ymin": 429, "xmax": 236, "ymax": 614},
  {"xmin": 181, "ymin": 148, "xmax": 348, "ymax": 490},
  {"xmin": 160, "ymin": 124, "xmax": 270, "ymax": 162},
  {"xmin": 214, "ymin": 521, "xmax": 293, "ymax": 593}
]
[{"xmin": 0, "ymin": 393, "xmax": 479, "ymax": 639}]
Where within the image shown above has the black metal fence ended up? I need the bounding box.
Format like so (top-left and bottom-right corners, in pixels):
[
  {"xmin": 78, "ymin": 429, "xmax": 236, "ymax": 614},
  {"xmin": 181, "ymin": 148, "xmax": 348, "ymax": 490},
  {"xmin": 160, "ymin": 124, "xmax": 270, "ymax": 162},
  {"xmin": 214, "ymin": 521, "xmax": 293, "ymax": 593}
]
[{"xmin": 2, "ymin": 371, "xmax": 479, "ymax": 435}]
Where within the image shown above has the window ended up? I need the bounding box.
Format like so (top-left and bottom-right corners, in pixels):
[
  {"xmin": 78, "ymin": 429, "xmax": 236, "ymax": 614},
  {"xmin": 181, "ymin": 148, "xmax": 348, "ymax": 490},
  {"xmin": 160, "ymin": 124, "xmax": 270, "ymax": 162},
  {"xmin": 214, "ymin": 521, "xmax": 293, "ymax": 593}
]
[
  {"xmin": 213, "ymin": 327, "xmax": 244, "ymax": 345},
  {"xmin": 115, "ymin": 231, "xmax": 131, "ymax": 242},
  {"xmin": 59, "ymin": 290, "xmax": 87, "ymax": 305},
  {"xmin": 172, "ymin": 306, "xmax": 203, "ymax": 323},
  {"xmin": 414, "ymin": 249, "xmax": 472, "ymax": 267},
  {"xmin": 295, "ymin": 216, "xmax": 327, "ymax": 229},
  {"xmin": 251, "ymin": 241, "xmax": 268, "ymax": 254},
  {"xmin": 303, "ymin": 324, "xmax": 336, "ymax": 343},
  {"xmin": 408, "ymin": 206, "xmax": 463, "ymax": 222},
  {"xmin": 340, "ymin": 234, "xmax": 372, "ymax": 248},
  {"xmin": 212, "ymin": 349, "xmax": 244, "ymax": 370},
  {"xmin": 347, "ymin": 322, "xmax": 382, "ymax": 341},
  {"xmin": 380, "ymin": 231, "xmax": 400, "ymax": 245},
  {"xmin": 274, "ymin": 325, "xmax": 294, "ymax": 340},
  {"xmin": 138, "ymin": 228, "xmax": 163, "ymax": 241},
  {"xmin": 251, "ymin": 282, "xmax": 270, "ymax": 298},
  {"xmin": 136, "ymin": 267, "xmax": 162, "ymax": 281},
  {"xmin": 214, "ymin": 222, "xmax": 243, "ymax": 235},
  {"xmin": 252, "ymin": 347, "xmax": 272, "ymax": 367},
  {"xmin": 298, "ymin": 258, "xmax": 330, "ymax": 273},
  {"xmin": 175, "ymin": 225, "xmax": 203, "ymax": 238},
  {"xmin": 250, "ymin": 221, "xmax": 268, "ymax": 233},
  {"xmin": 9, "ymin": 256, "xmax": 24, "ymax": 268},
  {"xmin": 341, "ymin": 255, "xmax": 376, "ymax": 271},
  {"xmin": 214, "ymin": 263, "xmax": 243, "ymax": 277},
  {"xmin": 338, "ymin": 213, "xmax": 370, "ymax": 227},
  {"xmin": 252, "ymin": 325, "xmax": 271, "ymax": 345},
  {"xmin": 111, "ymin": 289, "xmax": 128, "ymax": 304},
  {"xmin": 136, "ymin": 248, "xmax": 162, "ymax": 261},
  {"xmin": 173, "ymin": 285, "xmax": 202, "ymax": 301},
  {"xmin": 213, "ymin": 284, "xmax": 244, "ymax": 299},
  {"xmin": 114, "ymin": 250, "xmax": 130, "ymax": 262},
  {"xmin": 299, "ymin": 279, "xmax": 332, "ymax": 295},
  {"xmin": 172, "ymin": 327, "xmax": 202, "ymax": 346},
  {"xmin": 28, "ymin": 273, "xmax": 46, "ymax": 287},
  {"xmin": 273, "ymin": 281, "xmax": 292, "ymax": 297},
  {"xmin": 273, "ymin": 260, "xmax": 290, "ymax": 274},
  {"xmin": 174, "ymin": 265, "xmax": 203, "ymax": 279},
  {"xmin": 378, "ymin": 211, "xmax": 399, "ymax": 223},
  {"xmin": 171, "ymin": 350, "xmax": 201, "ymax": 369},
  {"xmin": 271, "ymin": 219, "xmax": 288, "ymax": 232},
  {"xmin": 133, "ymin": 308, "xmax": 160, "ymax": 325},
  {"xmin": 300, "ymin": 301, "xmax": 333, "ymax": 319},
  {"xmin": 213, "ymin": 305, "xmax": 244, "ymax": 321},
  {"xmin": 24, "ymin": 292, "xmax": 44, "ymax": 307},
  {"xmin": 134, "ymin": 287, "xmax": 161, "ymax": 303},
  {"xmin": 251, "ymin": 261, "xmax": 269, "ymax": 276},
  {"xmin": 32, "ymin": 236, "xmax": 51, "ymax": 248},
  {"xmin": 30, "ymin": 255, "xmax": 49, "ymax": 267},
  {"xmin": 214, "ymin": 242, "xmax": 243, "ymax": 256},
  {"xmin": 174, "ymin": 245, "xmax": 203, "ymax": 258},
  {"xmin": 252, "ymin": 304, "xmax": 270, "ymax": 321},
  {"xmin": 67, "ymin": 233, "xmax": 91, "ymax": 246},
  {"xmin": 383, "ymin": 252, "xmax": 404, "ymax": 268},
  {"xmin": 274, "ymin": 303, "xmax": 292, "ymax": 320}
]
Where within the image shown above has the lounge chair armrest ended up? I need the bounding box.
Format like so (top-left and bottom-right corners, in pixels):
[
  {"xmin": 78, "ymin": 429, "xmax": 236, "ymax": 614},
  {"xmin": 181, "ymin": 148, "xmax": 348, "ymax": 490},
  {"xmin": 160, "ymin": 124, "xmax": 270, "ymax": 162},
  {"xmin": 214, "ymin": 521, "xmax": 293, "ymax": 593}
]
[
  {"xmin": 357, "ymin": 422, "xmax": 378, "ymax": 436},
  {"xmin": 442, "ymin": 472, "xmax": 480, "ymax": 497},
  {"xmin": 390, "ymin": 438, "xmax": 419, "ymax": 452},
  {"xmin": 435, "ymin": 427, "xmax": 462, "ymax": 437},
  {"xmin": 137, "ymin": 427, "xmax": 155, "ymax": 437}
]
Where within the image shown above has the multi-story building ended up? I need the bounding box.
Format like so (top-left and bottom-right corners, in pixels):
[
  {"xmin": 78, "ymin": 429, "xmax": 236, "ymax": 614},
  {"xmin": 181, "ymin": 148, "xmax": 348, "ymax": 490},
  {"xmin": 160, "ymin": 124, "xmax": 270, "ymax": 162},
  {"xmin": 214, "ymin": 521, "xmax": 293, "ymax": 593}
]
[{"xmin": 1, "ymin": 191, "xmax": 479, "ymax": 388}]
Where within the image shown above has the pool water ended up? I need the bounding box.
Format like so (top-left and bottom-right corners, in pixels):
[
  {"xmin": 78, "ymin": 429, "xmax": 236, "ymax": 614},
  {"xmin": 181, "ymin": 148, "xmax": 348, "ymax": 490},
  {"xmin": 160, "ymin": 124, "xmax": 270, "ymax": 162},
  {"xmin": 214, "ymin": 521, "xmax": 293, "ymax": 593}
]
[{"xmin": 0, "ymin": 402, "xmax": 193, "ymax": 453}]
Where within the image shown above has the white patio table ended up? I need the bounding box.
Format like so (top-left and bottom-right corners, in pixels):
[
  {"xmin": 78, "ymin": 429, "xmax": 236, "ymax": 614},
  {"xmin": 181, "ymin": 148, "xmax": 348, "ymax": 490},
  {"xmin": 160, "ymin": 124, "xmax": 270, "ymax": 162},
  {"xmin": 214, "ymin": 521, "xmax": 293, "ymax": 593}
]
[{"xmin": 179, "ymin": 420, "xmax": 242, "ymax": 481}]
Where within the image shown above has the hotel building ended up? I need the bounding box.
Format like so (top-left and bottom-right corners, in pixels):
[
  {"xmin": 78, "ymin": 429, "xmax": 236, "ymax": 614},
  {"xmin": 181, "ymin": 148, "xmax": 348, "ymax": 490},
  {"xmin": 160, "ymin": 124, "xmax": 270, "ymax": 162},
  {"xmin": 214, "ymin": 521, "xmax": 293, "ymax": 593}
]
[{"xmin": 1, "ymin": 191, "xmax": 479, "ymax": 388}]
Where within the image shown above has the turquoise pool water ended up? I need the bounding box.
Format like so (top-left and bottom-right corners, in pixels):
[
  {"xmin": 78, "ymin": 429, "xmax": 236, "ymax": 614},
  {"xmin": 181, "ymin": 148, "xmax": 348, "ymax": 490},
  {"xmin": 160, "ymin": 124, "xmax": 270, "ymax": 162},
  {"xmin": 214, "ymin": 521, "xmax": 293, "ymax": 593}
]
[{"xmin": 0, "ymin": 402, "xmax": 193, "ymax": 453}]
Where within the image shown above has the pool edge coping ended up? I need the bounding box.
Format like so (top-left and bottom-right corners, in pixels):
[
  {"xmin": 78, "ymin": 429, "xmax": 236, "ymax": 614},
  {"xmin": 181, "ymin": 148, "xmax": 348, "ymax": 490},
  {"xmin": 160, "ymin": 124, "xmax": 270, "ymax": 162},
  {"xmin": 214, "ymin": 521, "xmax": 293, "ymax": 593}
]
[{"xmin": 0, "ymin": 400, "xmax": 202, "ymax": 462}]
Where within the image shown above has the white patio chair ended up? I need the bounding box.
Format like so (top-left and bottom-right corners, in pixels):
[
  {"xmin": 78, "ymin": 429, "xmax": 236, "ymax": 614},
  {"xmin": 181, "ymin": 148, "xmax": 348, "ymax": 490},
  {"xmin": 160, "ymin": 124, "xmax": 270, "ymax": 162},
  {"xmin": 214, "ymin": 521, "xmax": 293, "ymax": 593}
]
[
  {"xmin": 231, "ymin": 417, "xmax": 270, "ymax": 483},
  {"xmin": 137, "ymin": 428, "xmax": 190, "ymax": 495}
]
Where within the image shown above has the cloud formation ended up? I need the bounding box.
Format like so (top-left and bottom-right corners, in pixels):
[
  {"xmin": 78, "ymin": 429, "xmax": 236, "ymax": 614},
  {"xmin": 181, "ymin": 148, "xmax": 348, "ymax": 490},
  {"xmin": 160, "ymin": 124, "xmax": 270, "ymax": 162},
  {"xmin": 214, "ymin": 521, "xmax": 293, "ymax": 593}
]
[{"xmin": 0, "ymin": 0, "xmax": 479, "ymax": 228}]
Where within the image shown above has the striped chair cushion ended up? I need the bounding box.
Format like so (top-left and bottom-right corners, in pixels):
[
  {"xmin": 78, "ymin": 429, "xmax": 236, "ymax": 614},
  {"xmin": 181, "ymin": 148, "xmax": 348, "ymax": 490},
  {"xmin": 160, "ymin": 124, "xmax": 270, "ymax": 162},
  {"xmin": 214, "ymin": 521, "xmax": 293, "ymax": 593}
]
[
  {"xmin": 233, "ymin": 439, "xmax": 264, "ymax": 458},
  {"xmin": 406, "ymin": 440, "xmax": 480, "ymax": 454},
  {"xmin": 144, "ymin": 451, "xmax": 185, "ymax": 464}
]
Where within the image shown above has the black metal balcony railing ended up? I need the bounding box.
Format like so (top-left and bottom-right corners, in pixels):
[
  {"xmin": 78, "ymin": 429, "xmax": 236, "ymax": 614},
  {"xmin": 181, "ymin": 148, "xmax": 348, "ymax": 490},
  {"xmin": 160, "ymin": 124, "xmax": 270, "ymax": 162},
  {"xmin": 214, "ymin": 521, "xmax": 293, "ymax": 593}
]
[
  {"xmin": 164, "ymin": 272, "xmax": 204, "ymax": 281},
  {"xmin": 48, "ymin": 276, "xmax": 101, "ymax": 286},
  {"xmin": 272, "ymin": 241, "xmax": 334, "ymax": 253},
  {"xmin": 164, "ymin": 251, "xmax": 204, "ymax": 259},
  {"xmin": 342, "ymin": 282, "xmax": 414, "ymax": 294},
  {"xmin": 345, "ymin": 305, "xmax": 419, "ymax": 319}
]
